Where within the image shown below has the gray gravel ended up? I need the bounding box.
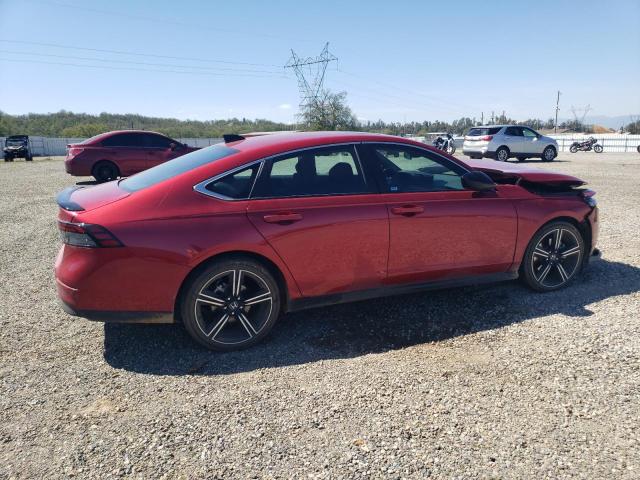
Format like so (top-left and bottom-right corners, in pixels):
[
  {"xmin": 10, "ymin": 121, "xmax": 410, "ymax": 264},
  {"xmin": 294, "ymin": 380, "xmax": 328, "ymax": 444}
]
[{"xmin": 1, "ymin": 152, "xmax": 639, "ymax": 479}]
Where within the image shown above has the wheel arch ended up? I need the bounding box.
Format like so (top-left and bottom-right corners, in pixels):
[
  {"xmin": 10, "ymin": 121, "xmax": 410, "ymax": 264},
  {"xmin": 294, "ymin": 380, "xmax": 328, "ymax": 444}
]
[
  {"xmin": 519, "ymin": 215, "xmax": 592, "ymax": 268},
  {"xmin": 173, "ymin": 250, "xmax": 292, "ymax": 323}
]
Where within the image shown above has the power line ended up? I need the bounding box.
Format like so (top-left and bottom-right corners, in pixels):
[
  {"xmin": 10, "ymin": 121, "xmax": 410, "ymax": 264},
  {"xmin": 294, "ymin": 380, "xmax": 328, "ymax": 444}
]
[
  {"xmin": 28, "ymin": 0, "xmax": 311, "ymax": 43},
  {"xmin": 0, "ymin": 57, "xmax": 290, "ymax": 78},
  {"xmin": 0, "ymin": 49, "xmax": 286, "ymax": 75},
  {"xmin": 0, "ymin": 39, "xmax": 282, "ymax": 68}
]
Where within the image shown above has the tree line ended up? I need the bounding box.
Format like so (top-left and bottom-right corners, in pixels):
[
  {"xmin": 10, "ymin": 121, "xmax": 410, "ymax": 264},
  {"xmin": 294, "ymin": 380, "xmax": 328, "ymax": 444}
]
[{"xmin": 1, "ymin": 108, "xmax": 638, "ymax": 139}]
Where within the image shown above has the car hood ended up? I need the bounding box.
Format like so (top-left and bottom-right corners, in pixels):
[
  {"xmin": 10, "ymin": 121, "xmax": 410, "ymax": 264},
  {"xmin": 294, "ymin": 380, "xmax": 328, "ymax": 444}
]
[
  {"xmin": 462, "ymin": 158, "xmax": 585, "ymax": 186},
  {"xmin": 56, "ymin": 181, "xmax": 130, "ymax": 213}
]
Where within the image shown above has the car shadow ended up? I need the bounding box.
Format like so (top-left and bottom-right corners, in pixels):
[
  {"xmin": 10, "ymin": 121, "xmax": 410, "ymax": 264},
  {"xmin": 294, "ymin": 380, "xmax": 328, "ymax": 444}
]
[
  {"xmin": 103, "ymin": 259, "xmax": 640, "ymax": 376},
  {"xmin": 75, "ymin": 180, "xmax": 100, "ymax": 186}
]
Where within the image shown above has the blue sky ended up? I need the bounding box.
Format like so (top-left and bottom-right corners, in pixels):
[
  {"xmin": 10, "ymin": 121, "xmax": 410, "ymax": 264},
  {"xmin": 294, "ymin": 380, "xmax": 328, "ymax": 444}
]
[{"xmin": 0, "ymin": 0, "xmax": 638, "ymax": 123}]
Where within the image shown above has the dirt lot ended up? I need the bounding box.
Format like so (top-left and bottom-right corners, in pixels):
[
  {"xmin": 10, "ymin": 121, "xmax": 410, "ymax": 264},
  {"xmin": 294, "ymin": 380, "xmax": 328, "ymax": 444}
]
[{"xmin": 1, "ymin": 152, "xmax": 639, "ymax": 479}]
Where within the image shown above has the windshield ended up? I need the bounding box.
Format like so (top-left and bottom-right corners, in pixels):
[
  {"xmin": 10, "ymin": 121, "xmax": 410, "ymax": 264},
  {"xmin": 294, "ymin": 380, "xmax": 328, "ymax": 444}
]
[
  {"xmin": 6, "ymin": 139, "xmax": 26, "ymax": 146},
  {"xmin": 119, "ymin": 144, "xmax": 239, "ymax": 193}
]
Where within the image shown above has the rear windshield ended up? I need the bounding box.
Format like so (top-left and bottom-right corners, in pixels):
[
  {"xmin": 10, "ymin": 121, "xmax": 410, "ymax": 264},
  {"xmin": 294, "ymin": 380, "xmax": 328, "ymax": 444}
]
[
  {"xmin": 119, "ymin": 144, "xmax": 239, "ymax": 193},
  {"xmin": 467, "ymin": 127, "xmax": 501, "ymax": 136}
]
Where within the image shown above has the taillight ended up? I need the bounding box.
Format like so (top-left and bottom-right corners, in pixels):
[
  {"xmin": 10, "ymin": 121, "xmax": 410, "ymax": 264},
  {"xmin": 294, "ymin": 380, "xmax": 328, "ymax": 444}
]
[
  {"xmin": 481, "ymin": 135, "xmax": 493, "ymax": 141},
  {"xmin": 58, "ymin": 221, "xmax": 123, "ymax": 248},
  {"xmin": 67, "ymin": 147, "xmax": 84, "ymax": 159},
  {"xmin": 582, "ymin": 189, "xmax": 597, "ymax": 208}
]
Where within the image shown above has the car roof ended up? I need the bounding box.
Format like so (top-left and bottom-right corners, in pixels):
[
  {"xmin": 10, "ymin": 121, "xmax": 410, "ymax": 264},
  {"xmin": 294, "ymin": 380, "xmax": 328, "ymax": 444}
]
[{"xmin": 224, "ymin": 131, "xmax": 423, "ymax": 156}]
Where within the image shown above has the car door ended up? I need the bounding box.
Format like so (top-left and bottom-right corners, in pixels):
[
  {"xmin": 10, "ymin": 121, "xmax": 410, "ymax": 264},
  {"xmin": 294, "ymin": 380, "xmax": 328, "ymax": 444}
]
[
  {"xmin": 245, "ymin": 144, "xmax": 389, "ymax": 297},
  {"xmin": 144, "ymin": 133, "xmax": 176, "ymax": 168},
  {"xmin": 100, "ymin": 132, "xmax": 148, "ymax": 175},
  {"xmin": 502, "ymin": 126, "xmax": 524, "ymax": 154},
  {"xmin": 359, "ymin": 143, "xmax": 518, "ymax": 284},
  {"xmin": 521, "ymin": 127, "xmax": 544, "ymax": 155}
]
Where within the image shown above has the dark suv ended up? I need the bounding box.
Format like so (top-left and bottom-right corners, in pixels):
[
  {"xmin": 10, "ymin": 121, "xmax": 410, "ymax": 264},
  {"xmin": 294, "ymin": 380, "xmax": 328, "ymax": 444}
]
[
  {"xmin": 3, "ymin": 135, "xmax": 33, "ymax": 162},
  {"xmin": 64, "ymin": 130, "xmax": 200, "ymax": 182}
]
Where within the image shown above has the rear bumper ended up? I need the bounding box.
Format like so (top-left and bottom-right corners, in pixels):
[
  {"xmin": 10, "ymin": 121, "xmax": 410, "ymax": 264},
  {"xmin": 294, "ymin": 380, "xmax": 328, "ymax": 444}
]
[
  {"xmin": 60, "ymin": 298, "xmax": 174, "ymax": 323},
  {"xmin": 64, "ymin": 158, "xmax": 92, "ymax": 176}
]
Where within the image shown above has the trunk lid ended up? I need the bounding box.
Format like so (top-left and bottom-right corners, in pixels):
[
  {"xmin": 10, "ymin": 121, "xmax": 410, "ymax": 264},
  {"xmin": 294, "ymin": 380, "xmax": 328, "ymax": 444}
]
[
  {"xmin": 56, "ymin": 181, "xmax": 130, "ymax": 213},
  {"xmin": 463, "ymin": 158, "xmax": 585, "ymax": 187}
]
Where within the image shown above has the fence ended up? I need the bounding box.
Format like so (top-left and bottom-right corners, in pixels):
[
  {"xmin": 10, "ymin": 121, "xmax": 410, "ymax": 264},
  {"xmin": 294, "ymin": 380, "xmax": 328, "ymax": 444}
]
[
  {"xmin": 549, "ymin": 134, "xmax": 640, "ymax": 153},
  {"xmin": 2, "ymin": 134, "xmax": 640, "ymax": 158},
  {"xmin": 0, "ymin": 136, "xmax": 224, "ymax": 158}
]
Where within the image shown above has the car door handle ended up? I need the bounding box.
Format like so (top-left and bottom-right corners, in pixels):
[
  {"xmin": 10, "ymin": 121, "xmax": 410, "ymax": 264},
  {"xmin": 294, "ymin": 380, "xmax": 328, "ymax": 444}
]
[
  {"xmin": 262, "ymin": 213, "xmax": 303, "ymax": 224},
  {"xmin": 391, "ymin": 205, "xmax": 424, "ymax": 216}
]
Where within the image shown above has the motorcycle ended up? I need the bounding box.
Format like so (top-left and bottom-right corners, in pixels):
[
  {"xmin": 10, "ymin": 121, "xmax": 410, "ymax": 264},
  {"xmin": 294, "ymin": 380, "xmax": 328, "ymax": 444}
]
[
  {"xmin": 569, "ymin": 136, "xmax": 603, "ymax": 153},
  {"xmin": 432, "ymin": 133, "xmax": 456, "ymax": 154}
]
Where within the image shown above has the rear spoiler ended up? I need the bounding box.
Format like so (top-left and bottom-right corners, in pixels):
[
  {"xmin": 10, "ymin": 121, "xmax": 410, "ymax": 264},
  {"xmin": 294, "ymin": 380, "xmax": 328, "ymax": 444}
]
[{"xmin": 56, "ymin": 186, "xmax": 85, "ymax": 211}]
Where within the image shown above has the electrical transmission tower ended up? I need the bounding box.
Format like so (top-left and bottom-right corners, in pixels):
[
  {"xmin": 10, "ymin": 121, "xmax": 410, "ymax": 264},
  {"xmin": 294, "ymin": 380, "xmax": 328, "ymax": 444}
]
[{"xmin": 285, "ymin": 42, "xmax": 337, "ymax": 113}]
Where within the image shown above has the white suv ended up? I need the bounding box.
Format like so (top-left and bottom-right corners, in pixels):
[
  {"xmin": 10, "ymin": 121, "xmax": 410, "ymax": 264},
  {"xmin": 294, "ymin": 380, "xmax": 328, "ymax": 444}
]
[{"xmin": 463, "ymin": 125, "xmax": 558, "ymax": 162}]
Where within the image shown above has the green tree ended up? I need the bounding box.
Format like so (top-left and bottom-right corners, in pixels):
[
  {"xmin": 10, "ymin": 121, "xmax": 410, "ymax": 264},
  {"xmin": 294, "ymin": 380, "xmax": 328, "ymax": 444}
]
[
  {"xmin": 625, "ymin": 120, "xmax": 640, "ymax": 134},
  {"xmin": 61, "ymin": 123, "xmax": 111, "ymax": 137},
  {"xmin": 301, "ymin": 90, "xmax": 358, "ymax": 131}
]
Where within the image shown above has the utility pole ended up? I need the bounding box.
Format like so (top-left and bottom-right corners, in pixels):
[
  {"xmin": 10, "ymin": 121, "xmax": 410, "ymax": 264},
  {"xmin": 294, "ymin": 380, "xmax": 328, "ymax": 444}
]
[
  {"xmin": 285, "ymin": 43, "xmax": 338, "ymax": 125},
  {"xmin": 554, "ymin": 90, "xmax": 561, "ymax": 133},
  {"xmin": 491, "ymin": 111, "xmax": 495, "ymax": 124},
  {"xmin": 481, "ymin": 112, "xmax": 484, "ymax": 125}
]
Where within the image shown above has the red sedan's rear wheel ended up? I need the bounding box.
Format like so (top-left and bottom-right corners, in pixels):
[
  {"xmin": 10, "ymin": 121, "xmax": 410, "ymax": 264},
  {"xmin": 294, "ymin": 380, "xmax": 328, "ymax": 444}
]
[
  {"xmin": 521, "ymin": 221, "xmax": 585, "ymax": 292},
  {"xmin": 181, "ymin": 258, "xmax": 281, "ymax": 351}
]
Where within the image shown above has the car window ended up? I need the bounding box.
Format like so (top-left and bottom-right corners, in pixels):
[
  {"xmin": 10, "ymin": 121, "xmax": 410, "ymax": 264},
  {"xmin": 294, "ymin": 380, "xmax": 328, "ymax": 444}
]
[
  {"xmin": 120, "ymin": 144, "xmax": 238, "ymax": 192},
  {"xmin": 252, "ymin": 145, "xmax": 370, "ymax": 198},
  {"xmin": 102, "ymin": 133, "xmax": 146, "ymax": 147},
  {"xmin": 522, "ymin": 128, "xmax": 538, "ymax": 138},
  {"xmin": 146, "ymin": 134, "xmax": 174, "ymax": 149},
  {"xmin": 204, "ymin": 163, "xmax": 261, "ymax": 199},
  {"xmin": 366, "ymin": 144, "xmax": 466, "ymax": 193},
  {"xmin": 504, "ymin": 127, "xmax": 523, "ymax": 136},
  {"xmin": 467, "ymin": 127, "xmax": 501, "ymax": 136}
]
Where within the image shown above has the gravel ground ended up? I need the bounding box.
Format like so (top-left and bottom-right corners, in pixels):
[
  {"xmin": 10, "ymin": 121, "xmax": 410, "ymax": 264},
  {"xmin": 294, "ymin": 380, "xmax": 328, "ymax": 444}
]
[{"xmin": 1, "ymin": 152, "xmax": 639, "ymax": 479}]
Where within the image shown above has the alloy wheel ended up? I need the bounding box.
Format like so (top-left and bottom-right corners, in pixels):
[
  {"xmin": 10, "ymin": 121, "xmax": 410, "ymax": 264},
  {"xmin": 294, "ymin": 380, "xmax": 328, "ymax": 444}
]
[
  {"xmin": 531, "ymin": 228, "xmax": 582, "ymax": 288},
  {"xmin": 194, "ymin": 269, "xmax": 274, "ymax": 346},
  {"xmin": 496, "ymin": 148, "xmax": 508, "ymax": 161},
  {"xmin": 543, "ymin": 147, "xmax": 555, "ymax": 161}
]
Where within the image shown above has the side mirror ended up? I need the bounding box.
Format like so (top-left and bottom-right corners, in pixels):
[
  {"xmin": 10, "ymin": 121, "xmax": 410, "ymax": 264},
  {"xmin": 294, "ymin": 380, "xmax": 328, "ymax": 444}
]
[{"xmin": 462, "ymin": 171, "xmax": 496, "ymax": 191}]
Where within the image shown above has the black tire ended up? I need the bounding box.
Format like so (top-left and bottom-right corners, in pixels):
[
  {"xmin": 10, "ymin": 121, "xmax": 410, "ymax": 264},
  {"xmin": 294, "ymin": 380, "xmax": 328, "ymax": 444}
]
[
  {"xmin": 542, "ymin": 146, "xmax": 556, "ymax": 162},
  {"xmin": 521, "ymin": 221, "xmax": 585, "ymax": 292},
  {"xmin": 467, "ymin": 155, "xmax": 481, "ymax": 160},
  {"xmin": 3, "ymin": 156, "xmax": 11, "ymax": 162},
  {"xmin": 181, "ymin": 257, "xmax": 281, "ymax": 351},
  {"xmin": 569, "ymin": 144, "xmax": 578, "ymax": 153},
  {"xmin": 92, "ymin": 161, "xmax": 119, "ymax": 183},
  {"xmin": 593, "ymin": 144, "xmax": 603, "ymax": 153},
  {"xmin": 637, "ymin": 145, "xmax": 640, "ymax": 154},
  {"xmin": 495, "ymin": 146, "xmax": 509, "ymax": 162},
  {"xmin": 446, "ymin": 144, "xmax": 456, "ymax": 155},
  {"xmin": 26, "ymin": 155, "xmax": 33, "ymax": 161}
]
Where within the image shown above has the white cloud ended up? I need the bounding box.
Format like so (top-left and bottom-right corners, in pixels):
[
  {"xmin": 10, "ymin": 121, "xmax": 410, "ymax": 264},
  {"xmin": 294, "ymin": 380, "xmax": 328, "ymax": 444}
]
[{"xmin": 278, "ymin": 103, "xmax": 292, "ymax": 110}]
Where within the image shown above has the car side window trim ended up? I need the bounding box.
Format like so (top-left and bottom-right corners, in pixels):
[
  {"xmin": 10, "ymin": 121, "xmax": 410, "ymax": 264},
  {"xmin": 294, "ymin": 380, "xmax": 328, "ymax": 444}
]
[
  {"xmin": 195, "ymin": 142, "xmax": 374, "ymax": 202},
  {"xmin": 251, "ymin": 143, "xmax": 373, "ymax": 200},
  {"xmin": 359, "ymin": 142, "xmax": 471, "ymax": 194},
  {"xmin": 193, "ymin": 141, "xmax": 473, "ymax": 201},
  {"xmin": 193, "ymin": 159, "xmax": 264, "ymax": 201}
]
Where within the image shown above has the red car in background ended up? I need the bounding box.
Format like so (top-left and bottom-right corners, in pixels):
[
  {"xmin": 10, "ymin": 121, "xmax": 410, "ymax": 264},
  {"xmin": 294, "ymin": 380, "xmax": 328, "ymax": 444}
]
[
  {"xmin": 65, "ymin": 130, "xmax": 200, "ymax": 182},
  {"xmin": 55, "ymin": 132, "xmax": 600, "ymax": 351}
]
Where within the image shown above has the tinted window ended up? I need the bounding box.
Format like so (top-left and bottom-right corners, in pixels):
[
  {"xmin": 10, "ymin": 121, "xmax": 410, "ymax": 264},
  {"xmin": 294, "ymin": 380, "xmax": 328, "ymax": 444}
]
[
  {"xmin": 146, "ymin": 134, "xmax": 174, "ymax": 148},
  {"xmin": 252, "ymin": 146, "xmax": 369, "ymax": 198},
  {"xmin": 504, "ymin": 127, "xmax": 523, "ymax": 136},
  {"xmin": 102, "ymin": 133, "xmax": 146, "ymax": 147},
  {"xmin": 367, "ymin": 145, "xmax": 466, "ymax": 193},
  {"xmin": 205, "ymin": 163, "xmax": 260, "ymax": 199},
  {"xmin": 467, "ymin": 127, "xmax": 501, "ymax": 136},
  {"xmin": 522, "ymin": 128, "xmax": 538, "ymax": 138},
  {"xmin": 120, "ymin": 144, "xmax": 238, "ymax": 192}
]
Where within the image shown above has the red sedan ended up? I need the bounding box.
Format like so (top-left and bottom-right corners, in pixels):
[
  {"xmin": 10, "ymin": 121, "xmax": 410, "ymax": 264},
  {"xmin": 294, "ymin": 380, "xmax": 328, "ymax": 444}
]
[
  {"xmin": 64, "ymin": 130, "xmax": 199, "ymax": 182},
  {"xmin": 55, "ymin": 132, "xmax": 600, "ymax": 350}
]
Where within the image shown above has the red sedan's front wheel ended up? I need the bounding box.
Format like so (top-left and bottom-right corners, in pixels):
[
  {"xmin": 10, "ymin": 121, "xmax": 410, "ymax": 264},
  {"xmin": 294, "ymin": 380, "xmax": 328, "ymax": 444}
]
[
  {"xmin": 521, "ymin": 221, "xmax": 585, "ymax": 292},
  {"xmin": 181, "ymin": 258, "xmax": 281, "ymax": 351}
]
